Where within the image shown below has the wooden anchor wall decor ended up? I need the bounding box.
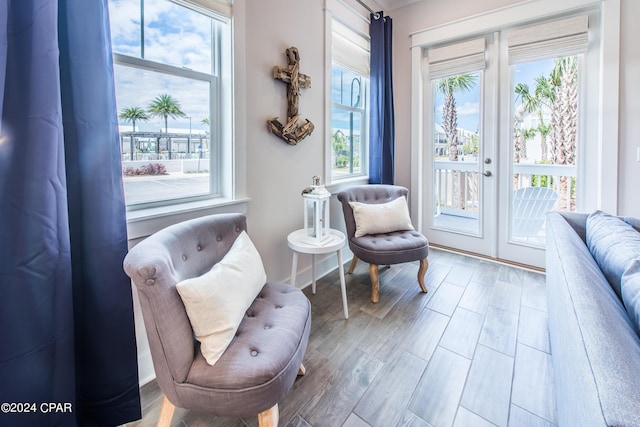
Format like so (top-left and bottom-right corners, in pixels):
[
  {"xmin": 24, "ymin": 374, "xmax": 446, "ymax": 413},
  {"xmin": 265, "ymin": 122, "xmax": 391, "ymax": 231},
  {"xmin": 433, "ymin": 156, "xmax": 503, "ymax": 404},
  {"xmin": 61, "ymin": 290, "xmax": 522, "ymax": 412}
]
[{"xmin": 267, "ymin": 47, "xmax": 315, "ymax": 145}]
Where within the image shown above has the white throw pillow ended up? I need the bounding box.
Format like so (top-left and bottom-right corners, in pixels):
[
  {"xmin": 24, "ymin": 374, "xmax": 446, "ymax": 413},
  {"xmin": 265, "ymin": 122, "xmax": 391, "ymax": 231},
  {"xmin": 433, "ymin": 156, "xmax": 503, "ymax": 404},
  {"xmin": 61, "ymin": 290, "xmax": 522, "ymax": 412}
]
[
  {"xmin": 349, "ymin": 196, "xmax": 415, "ymax": 238},
  {"xmin": 176, "ymin": 231, "xmax": 266, "ymax": 366}
]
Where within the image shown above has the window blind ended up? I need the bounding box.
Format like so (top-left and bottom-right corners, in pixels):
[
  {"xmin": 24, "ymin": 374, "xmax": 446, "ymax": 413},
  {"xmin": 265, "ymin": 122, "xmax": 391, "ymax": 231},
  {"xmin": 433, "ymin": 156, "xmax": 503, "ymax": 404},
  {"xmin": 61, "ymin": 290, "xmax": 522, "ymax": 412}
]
[
  {"xmin": 332, "ymin": 19, "xmax": 370, "ymax": 76},
  {"xmin": 175, "ymin": 0, "xmax": 231, "ymax": 18},
  {"xmin": 427, "ymin": 38, "xmax": 486, "ymax": 80},
  {"xmin": 508, "ymin": 15, "xmax": 589, "ymax": 64}
]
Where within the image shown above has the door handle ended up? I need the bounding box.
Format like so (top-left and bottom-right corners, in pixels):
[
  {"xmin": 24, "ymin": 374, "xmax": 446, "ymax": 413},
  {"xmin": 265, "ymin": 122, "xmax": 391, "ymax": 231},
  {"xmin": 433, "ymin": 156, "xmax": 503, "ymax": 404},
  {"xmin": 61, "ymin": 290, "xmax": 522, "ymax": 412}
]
[{"xmin": 483, "ymin": 170, "xmax": 492, "ymax": 177}]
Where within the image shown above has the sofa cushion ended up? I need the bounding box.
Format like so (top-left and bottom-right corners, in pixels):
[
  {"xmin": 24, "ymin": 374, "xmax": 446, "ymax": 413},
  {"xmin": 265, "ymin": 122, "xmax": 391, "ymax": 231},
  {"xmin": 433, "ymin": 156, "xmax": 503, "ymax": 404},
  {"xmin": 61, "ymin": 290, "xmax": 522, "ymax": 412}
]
[
  {"xmin": 586, "ymin": 210, "xmax": 640, "ymax": 298},
  {"xmin": 622, "ymin": 260, "xmax": 640, "ymax": 335},
  {"xmin": 176, "ymin": 231, "xmax": 267, "ymax": 366},
  {"xmin": 349, "ymin": 196, "xmax": 414, "ymax": 238}
]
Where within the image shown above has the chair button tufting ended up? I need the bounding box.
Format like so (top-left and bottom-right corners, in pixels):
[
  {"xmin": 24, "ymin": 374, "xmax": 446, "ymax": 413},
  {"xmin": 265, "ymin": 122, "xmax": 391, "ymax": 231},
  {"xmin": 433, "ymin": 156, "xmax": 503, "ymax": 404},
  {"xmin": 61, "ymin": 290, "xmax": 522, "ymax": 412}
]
[
  {"xmin": 264, "ymin": 325, "xmax": 271, "ymax": 330},
  {"xmin": 182, "ymin": 255, "xmax": 187, "ymax": 261},
  {"xmin": 145, "ymin": 279, "xmax": 155, "ymax": 286},
  {"xmin": 196, "ymin": 245, "xmax": 202, "ymax": 251},
  {"xmin": 216, "ymin": 235, "xmax": 222, "ymax": 242},
  {"xmin": 236, "ymin": 227, "xmax": 242, "ymax": 232},
  {"xmin": 251, "ymin": 350, "xmax": 258, "ymax": 357}
]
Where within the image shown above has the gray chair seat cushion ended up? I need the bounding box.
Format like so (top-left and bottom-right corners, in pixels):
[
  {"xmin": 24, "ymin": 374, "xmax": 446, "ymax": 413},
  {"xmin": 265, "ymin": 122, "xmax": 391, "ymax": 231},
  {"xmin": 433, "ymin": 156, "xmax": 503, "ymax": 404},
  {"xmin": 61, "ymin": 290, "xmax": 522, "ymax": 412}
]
[
  {"xmin": 351, "ymin": 230, "xmax": 428, "ymax": 265},
  {"xmin": 179, "ymin": 282, "xmax": 311, "ymax": 416}
]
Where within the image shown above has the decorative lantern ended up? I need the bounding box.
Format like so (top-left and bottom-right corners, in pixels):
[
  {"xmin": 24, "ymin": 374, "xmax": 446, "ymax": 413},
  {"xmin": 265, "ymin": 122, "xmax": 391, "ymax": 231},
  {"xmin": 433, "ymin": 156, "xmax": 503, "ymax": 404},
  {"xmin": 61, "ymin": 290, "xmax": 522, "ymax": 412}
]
[{"xmin": 301, "ymin": 176, "xmax": 331, "ymax": 246}]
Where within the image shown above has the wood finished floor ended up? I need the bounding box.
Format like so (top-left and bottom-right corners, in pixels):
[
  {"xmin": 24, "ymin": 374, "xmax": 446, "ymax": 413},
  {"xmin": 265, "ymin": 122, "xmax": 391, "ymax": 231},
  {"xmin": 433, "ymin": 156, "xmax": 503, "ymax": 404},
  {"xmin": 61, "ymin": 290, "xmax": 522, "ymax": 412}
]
[{"xmin": 125, "ymin": 248, "xmax": 556, "ymax": 427}]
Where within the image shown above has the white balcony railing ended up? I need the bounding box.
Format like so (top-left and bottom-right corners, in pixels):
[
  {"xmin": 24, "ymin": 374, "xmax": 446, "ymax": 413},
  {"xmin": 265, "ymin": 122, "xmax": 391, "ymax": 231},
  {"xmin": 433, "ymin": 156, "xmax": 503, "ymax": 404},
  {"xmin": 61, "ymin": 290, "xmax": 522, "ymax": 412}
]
[{"xmin": 434, "ymin": 160, "xmax": 577, "ymax": 218}]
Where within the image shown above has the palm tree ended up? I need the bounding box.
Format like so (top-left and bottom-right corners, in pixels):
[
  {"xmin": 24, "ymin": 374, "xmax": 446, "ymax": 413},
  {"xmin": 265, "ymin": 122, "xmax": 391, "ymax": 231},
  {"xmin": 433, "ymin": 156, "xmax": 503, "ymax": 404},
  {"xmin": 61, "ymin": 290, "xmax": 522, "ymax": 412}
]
[
  {"xmin": 147, "ymin": 94, "xmax": 186, "ymax": 133},
  {"xmin": 119, "ymin": 106, "xmax": 149, "ymax": 133},
  {"xmin": 119, "ymin": 106, "xmax": 149, "ymax": 160},
  {"xmin": 549, "ymin": 56, "xmax": 578, "ymax": 210},
  {"xmin": 549, "ymin": 57, "xmax": 578, "ymax": 166},
  {"xmin": 435, "ymin": 74, "xmax": 478, "ymax": 161},
  {"xmin": 516, "ymin": 127, "xmax": 539, "ymax": 163},
  {"xmin": 514, "ymin": 77, "xmax": 555, "ymax": 162}
]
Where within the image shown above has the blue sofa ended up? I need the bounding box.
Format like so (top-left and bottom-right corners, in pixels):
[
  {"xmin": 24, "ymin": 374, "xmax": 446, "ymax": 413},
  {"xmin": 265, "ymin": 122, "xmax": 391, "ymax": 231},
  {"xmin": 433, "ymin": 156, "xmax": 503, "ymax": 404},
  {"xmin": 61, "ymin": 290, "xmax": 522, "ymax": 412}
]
[{"xmin": 546, "ymin": 212, "xmax": 640, "ymax": 426}]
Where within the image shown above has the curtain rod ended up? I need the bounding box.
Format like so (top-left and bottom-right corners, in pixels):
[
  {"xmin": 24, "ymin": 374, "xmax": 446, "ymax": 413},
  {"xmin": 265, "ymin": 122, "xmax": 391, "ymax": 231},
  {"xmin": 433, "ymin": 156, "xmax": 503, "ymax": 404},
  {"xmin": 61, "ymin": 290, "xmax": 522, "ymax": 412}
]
[{"xmin": 355, "ymin": 0, "xmax": 381, "ymax": 19}]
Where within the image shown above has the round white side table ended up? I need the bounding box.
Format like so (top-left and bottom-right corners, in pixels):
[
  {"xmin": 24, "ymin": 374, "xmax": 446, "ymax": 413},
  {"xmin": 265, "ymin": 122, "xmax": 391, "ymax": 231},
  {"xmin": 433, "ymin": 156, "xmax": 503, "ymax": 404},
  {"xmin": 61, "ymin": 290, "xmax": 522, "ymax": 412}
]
[{"xmin": 287, "ymin": 228, "xmax": 348, "ymax": 319}]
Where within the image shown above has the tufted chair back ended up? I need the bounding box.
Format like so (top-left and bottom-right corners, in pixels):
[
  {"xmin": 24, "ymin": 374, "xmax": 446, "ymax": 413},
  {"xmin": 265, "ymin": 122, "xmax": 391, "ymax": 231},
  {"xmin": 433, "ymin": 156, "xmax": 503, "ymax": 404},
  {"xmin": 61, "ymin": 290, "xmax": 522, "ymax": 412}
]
[
  {"xmin": 338, "ymin": 184, "xmax": 409, "ymax": 242},
  {"xmin": 123, "ymin": 213, "xmax": 247, "ymax": 406}
]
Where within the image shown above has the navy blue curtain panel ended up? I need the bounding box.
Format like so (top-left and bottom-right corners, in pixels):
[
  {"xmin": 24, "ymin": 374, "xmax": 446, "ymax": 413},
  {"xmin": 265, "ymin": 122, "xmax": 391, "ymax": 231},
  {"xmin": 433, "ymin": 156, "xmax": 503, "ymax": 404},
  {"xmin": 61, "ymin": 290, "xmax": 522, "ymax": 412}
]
[
  {"xmin": 369, "ymin": 12, "xmax": 395, "ymax": 185},
  {"xmin": 0, "ymin": 1, "xmax": 141, "ymax": 426}
]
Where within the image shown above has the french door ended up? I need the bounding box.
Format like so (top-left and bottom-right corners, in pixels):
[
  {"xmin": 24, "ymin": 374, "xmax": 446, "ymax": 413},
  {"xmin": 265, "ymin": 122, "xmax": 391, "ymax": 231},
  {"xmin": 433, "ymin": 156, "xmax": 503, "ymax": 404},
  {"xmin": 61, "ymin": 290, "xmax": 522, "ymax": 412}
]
[
  {"xmin": 419, "ymin": 13, "xmax": 595, "ymax": 269},
  {"xmin": 423, "ymin": 36, "xmax": 498, "ymax": 258}
]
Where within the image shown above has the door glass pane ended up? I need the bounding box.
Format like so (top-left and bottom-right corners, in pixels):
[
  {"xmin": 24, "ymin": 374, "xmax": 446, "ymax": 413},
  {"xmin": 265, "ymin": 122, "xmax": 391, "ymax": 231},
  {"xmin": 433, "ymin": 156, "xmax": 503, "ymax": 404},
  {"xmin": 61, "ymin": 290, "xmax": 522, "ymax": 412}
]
[
  {"xmin": 511, "ymin": 57, "xmax": 579, "ymax": 244},
  {"xmin": 432, "ymin": 71, "xmax": 482, "ymax": 235}
]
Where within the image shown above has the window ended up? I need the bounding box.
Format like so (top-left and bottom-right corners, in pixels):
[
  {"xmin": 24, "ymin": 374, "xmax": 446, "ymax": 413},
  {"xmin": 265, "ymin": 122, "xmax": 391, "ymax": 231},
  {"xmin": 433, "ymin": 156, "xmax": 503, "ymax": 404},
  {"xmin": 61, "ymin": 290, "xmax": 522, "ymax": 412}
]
[
  {"xmin": 330, "ymin": 19, "xmax": 369, "ymax": 180},
  {"xmin": 108, "ymin": 0, "xmax": 231, "ymax": 207}
]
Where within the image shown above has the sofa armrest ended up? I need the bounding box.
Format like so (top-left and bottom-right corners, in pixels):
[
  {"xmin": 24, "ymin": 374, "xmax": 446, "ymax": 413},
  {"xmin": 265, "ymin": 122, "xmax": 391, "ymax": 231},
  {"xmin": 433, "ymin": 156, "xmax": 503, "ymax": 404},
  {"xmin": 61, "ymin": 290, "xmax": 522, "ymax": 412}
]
[{"xmin": 555, "ymin": 212, "xmax": 589, "ymax": 243}]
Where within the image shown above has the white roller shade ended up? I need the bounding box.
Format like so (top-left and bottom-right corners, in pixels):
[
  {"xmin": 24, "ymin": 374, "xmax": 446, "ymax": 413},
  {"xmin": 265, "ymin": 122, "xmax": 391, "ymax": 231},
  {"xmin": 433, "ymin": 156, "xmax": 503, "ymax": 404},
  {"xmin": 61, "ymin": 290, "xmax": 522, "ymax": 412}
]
[
  {"xmin": 427, "ymin": 38, "xmax": 486, "ymax": 80},
  {"xmin": 508, "ymin": 15, "xmax": 589, "ymax": 64},
  {"xmin": 332, "ymin": 19, "xmax": 370, "ymax": 75},
  {"xmin": 175, "ymin": 0, "xmax": 231, "ymax": 18}
]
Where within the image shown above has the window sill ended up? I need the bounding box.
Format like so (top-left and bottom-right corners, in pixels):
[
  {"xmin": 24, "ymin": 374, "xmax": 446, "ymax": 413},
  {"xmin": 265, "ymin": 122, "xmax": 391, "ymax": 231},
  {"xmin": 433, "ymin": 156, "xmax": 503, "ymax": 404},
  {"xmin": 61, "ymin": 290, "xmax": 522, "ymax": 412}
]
[
  {"xmin": 126, "ymin": 197, "xmax": 251, "ymax": 241},
  {"xmin": 327, "ymin": 176, "xmax": 369, "ymax": 194}
]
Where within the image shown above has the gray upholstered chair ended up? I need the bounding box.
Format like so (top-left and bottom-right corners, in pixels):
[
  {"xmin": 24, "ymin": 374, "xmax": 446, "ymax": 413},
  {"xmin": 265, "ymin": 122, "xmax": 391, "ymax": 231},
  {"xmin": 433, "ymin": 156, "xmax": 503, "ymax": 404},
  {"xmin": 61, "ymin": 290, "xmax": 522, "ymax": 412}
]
[
  {"xmin": 123, "ymin": 213, "xmax": 311, "ymax": 427},
  {"xmin": 337, "ymin": 185, "xmax": 429, "ymax": 303}
]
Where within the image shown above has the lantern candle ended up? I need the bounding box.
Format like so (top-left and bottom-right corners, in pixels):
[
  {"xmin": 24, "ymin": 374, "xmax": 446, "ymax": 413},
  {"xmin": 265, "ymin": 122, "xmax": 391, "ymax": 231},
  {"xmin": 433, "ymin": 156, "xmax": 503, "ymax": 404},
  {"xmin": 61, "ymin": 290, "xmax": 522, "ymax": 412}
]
[{"xmin": 301, "ymin": 176, "xmax": 331, "ymax": 246}]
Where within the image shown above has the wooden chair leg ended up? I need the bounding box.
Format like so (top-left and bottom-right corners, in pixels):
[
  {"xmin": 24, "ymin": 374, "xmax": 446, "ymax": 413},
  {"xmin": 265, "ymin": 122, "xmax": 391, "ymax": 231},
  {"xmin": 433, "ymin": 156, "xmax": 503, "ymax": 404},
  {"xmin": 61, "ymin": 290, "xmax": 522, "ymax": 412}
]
[
  {"xmin": 258, "ymin": 404, "xmax": 279, "ymax": 427},
  {"xmin": 298, "ymin": 363, "xmax": 306, "ymax": 376},
  {"xmin": 156, "ymin": 396, "xmax": 176, "ymax": 427},
  {"xmin": 418, "ymin": 258, "xmax": 429, "ymax": 293},
  {"xmin": 348, "ymin": 255, "xmax": 359, "ymax": 274},
  {"xmin": 369, "ymin": 263, "xmax": 380, "ymax": 303}
]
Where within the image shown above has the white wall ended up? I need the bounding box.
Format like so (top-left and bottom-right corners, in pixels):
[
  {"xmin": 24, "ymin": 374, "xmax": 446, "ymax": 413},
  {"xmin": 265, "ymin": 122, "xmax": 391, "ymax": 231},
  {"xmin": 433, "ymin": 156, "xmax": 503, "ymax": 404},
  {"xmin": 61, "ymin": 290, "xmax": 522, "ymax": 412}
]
[
  {"xmin": 242, "ymin": 0, "xmax": 328, "ymax": 281},
  {"xmin": 390, "ymin": 0, "xmax": 640, "ymax": 216},
  {"xmin": 240, "ymin": 0, "xmax": 381, "ymax": 282}
]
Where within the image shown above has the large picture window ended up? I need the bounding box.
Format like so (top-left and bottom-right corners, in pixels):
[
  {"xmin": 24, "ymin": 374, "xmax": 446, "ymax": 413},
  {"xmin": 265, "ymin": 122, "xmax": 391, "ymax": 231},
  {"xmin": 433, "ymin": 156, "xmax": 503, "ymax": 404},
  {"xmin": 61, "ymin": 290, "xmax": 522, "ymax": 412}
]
[
  {"xmin": 330, "ymin": 19, "xmax": 369, "ymax": 180},
  {"xmin": 108, "ymin": 0, "xmax": 231, "ymax": 207}
]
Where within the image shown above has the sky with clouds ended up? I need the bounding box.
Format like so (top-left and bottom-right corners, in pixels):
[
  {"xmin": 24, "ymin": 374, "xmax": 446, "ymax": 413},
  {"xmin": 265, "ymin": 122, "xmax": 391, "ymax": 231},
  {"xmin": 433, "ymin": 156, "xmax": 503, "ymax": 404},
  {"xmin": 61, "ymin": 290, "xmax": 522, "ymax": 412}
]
[{"xmin": 108, "ymin": 0, "xmax": 220, "ymax": 132}]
